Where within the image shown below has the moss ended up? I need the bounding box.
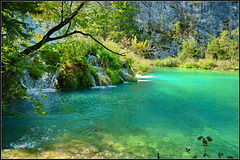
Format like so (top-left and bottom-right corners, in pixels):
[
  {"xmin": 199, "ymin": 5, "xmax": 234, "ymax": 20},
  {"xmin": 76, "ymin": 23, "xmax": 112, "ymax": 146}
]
[
  {"xmin": 101, "ymin": 77, "xmax": 108, "ymax": 86},
  {"xmin": 28, "ymin": 57, "xmax": 45, "ymax": 80},
  {"xmin": 103, "ymin": 68, "xmax": 122, "ymax": 85},
  {"xmin": 1, "ymin": 149, "xmax": 40, "ymax": 159},
  {"xmin": 90, "ymin": 67, "xmax": 101, "ymax": 86},
  {"xmin": 127, "ymin": 67, "xmax": 135, "ymax": 76},
  {"xmin": 40, "ymin": 50, "xmax": 61, "ymax": 67},
  {"xmin": 128, "ymin": 77, "xmax": 138, "ymax": 82},
  {"xmin": 56, "ymin": 62, "xmax": 94, "ymax": 89},
  {"xmin": 119, "ymin": 70, "xmax": 127, "ymax": 81},
  {"xmin": 86, "ymin": 69, "xmax": 95, "ymax": 87}
]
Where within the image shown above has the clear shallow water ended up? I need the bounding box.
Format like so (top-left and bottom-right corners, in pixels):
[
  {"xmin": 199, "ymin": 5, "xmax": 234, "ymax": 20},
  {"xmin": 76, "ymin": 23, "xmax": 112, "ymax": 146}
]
[{"xmin": 2, "ymin": 68, "xmax": 239, "ymax": 159}]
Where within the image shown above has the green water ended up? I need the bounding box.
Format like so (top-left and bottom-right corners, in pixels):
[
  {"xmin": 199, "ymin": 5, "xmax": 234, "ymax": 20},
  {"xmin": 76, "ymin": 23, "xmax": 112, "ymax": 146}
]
[{"xmin": 2, "ymin": 68, "xmax": 239, "ymax": 159}]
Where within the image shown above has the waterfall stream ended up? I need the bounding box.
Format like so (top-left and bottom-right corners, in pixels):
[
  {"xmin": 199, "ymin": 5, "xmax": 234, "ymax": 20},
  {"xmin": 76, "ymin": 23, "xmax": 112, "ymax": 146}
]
[
  {"xmin": 87, "ymin": 54, "xmax": 136, "ymax": 88},
  {"xmin": 20, "ymin": 54, "xmax": 137, "ymax": 93},
  {"xmin": 20, "ymin": 54, "xmax": 59, "ymax": 94}
]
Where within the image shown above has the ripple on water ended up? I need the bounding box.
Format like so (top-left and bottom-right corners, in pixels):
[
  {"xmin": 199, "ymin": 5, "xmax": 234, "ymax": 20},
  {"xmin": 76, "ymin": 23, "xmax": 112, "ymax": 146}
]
[{"xmin": 2, "ymin": 68, "xmax": 239, "ymax": 159}]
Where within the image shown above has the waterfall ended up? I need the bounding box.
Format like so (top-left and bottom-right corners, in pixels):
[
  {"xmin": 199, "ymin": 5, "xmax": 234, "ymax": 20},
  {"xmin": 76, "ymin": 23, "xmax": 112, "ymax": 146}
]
[
  {"xmin": 87, "ymin": 55, "xmax": 99, "ymax": 67},
  {"xmin": 91, "ymin": 74, "xmax": 96, "ymax": 87},
  {"xmin": 119, "ymin": 76, "xmax": 124, "ymax": 82},
  {"xmin": 119, "ymin": 67, "xmax": 136, "ymax": 81},
  {"xmin": 130, "ymin": 68, "xmax": 136, "ymax": 77},
  {"xmin": 21, "ymin": 70, "xmax": 59, "ymax": 94},
  {"xmin": 87, "ymin": 54, "xmax": 112, "ymax": 87},
  {"xmin": 20, "ymin": 55, "xmax": 59, "ymax": 94},
  {"xmin": 20, "ymin": 53, "xmax": 137, "ymax": 92},
  {"xmin": 87, "ymin": 54, "xmax": 137, "ymax": 87}
]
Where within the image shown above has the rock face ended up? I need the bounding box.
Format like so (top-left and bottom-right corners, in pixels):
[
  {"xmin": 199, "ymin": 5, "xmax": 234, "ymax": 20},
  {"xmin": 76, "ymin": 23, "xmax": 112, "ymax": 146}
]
[{"xmin": 132, "ymin": 1, "xmax": 239, "ymax": 59}]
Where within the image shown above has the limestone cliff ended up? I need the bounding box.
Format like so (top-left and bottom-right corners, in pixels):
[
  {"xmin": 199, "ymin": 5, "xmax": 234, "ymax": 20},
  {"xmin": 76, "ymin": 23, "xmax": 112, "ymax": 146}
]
[{"xmin": 132, "ymin": 1, "xmax": 239, "ymax": 59}]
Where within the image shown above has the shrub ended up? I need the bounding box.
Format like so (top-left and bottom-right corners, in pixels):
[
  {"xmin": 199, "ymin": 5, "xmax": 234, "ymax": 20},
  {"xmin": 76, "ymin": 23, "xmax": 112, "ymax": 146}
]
[
  {"xmin": 205, "ymin": 27, "xmax": 239, "ymax": 61},
  {"xmin": 177, "ymin": 39, "xmax": 200, "ymax": 61},
  {"xmin": 216, "ymin": 60, "xmax": 239, "ymax": 71},
  {"xmin": 182, "ymin": 63, "xmax": 193, "ymax": 68},
  {"xmin": 103, "ymin": 68, "xmax": 122, "ymax": 84},
  {"xmin": 198, "ymin": 59, "xmax": 217, "ymax": 70},
  {"xmin": 131, "ymin": 35, "xmax": 149, "ymax": 57},
  {"xmin": 155, "ymin": 57, "xmax": 179, "ymax": 67}
]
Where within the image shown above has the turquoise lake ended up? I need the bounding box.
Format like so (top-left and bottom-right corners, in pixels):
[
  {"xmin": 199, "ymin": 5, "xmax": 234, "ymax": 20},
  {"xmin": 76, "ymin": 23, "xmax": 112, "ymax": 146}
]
[{"xmin": 2, "ymin": 68, "xmax": 239, "ymax": 159}]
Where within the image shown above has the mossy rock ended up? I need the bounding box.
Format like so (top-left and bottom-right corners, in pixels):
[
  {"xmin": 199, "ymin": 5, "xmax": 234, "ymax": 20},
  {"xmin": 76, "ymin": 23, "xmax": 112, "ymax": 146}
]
[
  {"xmin": 99, "ymin": 75, "xmax": 109, "ymax": 86},
  {"xmin": 56, "ymin": 63, "xmax": 95, "ymax": 89},
  {"xmin": 90, "ymin": 67, "xmax": 101, "ymax": 86},
  {"xmin": 127, "ymin": 77, "xmax": 138, "ymax": 82},
  {"xmin": 119, "ymin": 70, "xmax": 127, "ymax": 81},
  {"xmin": 103, "ymin": 68, "xmax": 122, "ymax": 85},
  {"xmin": 127, "ymin": 67, "xmax": 136, "ymax": 76},
  {"xmin": 119, "ymin": 70, "xmax": 138, "ymax": 82}
]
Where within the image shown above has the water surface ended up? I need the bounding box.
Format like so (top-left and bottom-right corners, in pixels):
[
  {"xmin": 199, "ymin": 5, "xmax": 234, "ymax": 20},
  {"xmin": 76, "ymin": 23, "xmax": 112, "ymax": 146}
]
[{"xmin": 2, "ymin": 68, "xmax": 239, "ymax": 159}]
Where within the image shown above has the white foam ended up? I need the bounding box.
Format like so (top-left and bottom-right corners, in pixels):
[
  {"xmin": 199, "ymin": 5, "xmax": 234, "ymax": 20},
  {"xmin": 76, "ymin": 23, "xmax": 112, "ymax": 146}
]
[
  {"xmin": 138, "ymin": 80, "xmax": 150, "ymax": 82},
  {"xmin": 41, "ymin": 88, "xmax": 58, "ymax": 92},
  {"xmin": 136, "ymin": 74, "xmax": 154, "ymax": 78},
  {"xmin": 10, "ymin": 141, "xmax": 37, "ymax": 149},
  {"xmin": 91, "ymin": 85, "xmax": 116, "ymax": 89}
]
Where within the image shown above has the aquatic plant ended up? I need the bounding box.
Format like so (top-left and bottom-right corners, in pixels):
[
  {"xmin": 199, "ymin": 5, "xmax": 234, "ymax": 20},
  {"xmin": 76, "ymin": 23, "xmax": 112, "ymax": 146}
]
[
  {"xmin": 190, "ymin": 136, "xmax": 233, "ymax": 159},
  {"xmin": 218, "ymin": 152, "xmax": 224, "ymax": 158},
  {"xmin": 197, "ymin": 135, "xmax": 213, "ymax": 158}
]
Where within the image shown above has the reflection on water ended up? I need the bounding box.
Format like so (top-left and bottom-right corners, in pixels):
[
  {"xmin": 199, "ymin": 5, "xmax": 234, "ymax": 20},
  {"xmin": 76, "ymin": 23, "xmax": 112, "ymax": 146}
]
[{"xmin": 2, "ymin": 68, "xmax": 239, "ymax": 159}]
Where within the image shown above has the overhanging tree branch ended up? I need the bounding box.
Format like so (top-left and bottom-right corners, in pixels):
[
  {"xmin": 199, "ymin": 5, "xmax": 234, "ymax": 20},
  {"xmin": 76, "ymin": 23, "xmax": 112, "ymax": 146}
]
[
  {"xmin": 65, "ymin": 2, "xmax": 72, "ymax": 35},
  {"xmin": 20, "ymin": 2, "xmax": 86, "ymax": 56},
  {"xmin": 48, "ymin": 30, "xmax": 126, "ymax": 56},
  {"xmin": 141, "ymin": 1, "xmax": 150, "ymax": 8},
  {"xmin": 18, "ymin": 1, "xmax": 124, "ymax": 58},
  {"xmin": 96, "ymin": 1, "xmax": 102, "ymax": 6}
]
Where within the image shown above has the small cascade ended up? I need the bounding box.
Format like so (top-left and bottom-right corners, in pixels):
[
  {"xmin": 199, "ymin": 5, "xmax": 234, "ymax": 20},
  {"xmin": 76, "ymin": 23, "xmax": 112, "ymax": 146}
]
[
  {"xmin": 87, "ymin": 54, "xmax": 112, "ymax": 87},
  {"xmin": 119, "ymin": 67, "xmax": 136, "ymax": 81},
  {"xmin": 119, "ymin": 76, "xmax": 124, "ymax": 82},
  {"xmin": 21, "ymin": 70, "xmax": 59, "ymax": 94},
  {"xmin": 87, "ymin": 54, "xmax": 137, "ymax": 87},
  {"xmin": 20, "ymin": 55, "xmax": 59, "ymax": 94},
  {"xmin": 87, "ymin": 55, "xmax": 99, "ymax": 67},
  {"xmin": 21, "ymin": 53, "xmax": 138, "ymax": 92},
  {"xmin": 50, "ymin": 70, "xmax": 59, "ymax": 88},
  {"xmin": 130, "ymin": 68, "xmax": 136, "ymax": 77},
  {"xmin": 91, "ymin": 74, "xmax": 96, "ymax": 87}
]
